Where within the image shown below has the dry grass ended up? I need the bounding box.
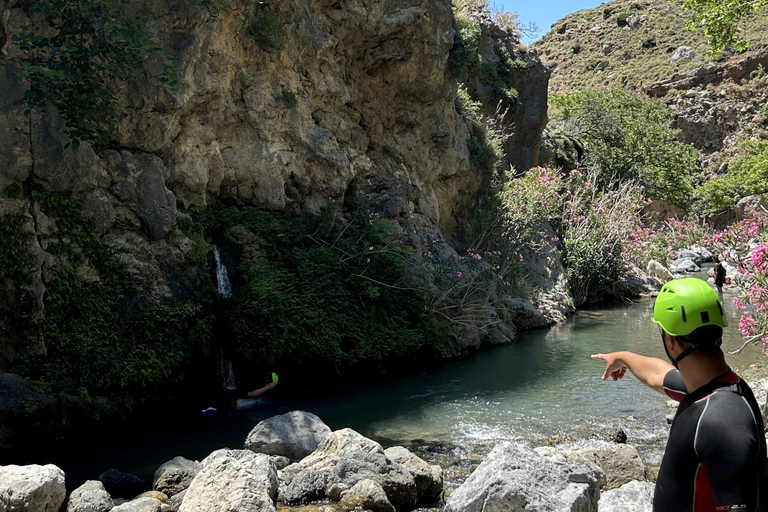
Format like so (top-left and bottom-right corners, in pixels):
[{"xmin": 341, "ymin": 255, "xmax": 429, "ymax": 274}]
[{"xmin": 533, "ymin": 0, "xmax": 768, "ymax": 94}]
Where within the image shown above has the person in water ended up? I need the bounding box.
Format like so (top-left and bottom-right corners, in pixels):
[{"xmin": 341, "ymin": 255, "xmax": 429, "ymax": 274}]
[
  {"xmin": 592, "ymin": 278, "xmax": 765, "ymax": 512},
  {"xmin": 200, "ymin": 373, "xmax": 278, "ymax": 417}
]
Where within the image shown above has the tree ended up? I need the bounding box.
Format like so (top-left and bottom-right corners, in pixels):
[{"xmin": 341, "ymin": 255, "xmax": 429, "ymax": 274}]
[
  {"xmin": 681, "ymin": 0, "xmax": 768, "ymax": 55},
  {"xmin": 549, "ymin": 89, "xmax": 699, "ymax": 206}
]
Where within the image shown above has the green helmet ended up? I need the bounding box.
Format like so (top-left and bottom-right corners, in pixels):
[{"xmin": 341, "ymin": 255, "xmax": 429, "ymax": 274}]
[{"xmin": 652, "ymin": 278, "xmax": 727, "ymax": 337}]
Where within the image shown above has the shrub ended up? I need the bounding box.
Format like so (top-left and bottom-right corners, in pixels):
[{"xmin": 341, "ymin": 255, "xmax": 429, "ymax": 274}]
[
  {"xmin": 696, "ymin": 139, "xmax": 768, "ymax": 214},
  {"xmin": 13, "ymin": 0, "xmax": 176, "ymax": 149},
  {"xmin": 249, "ymin": 7, "xmax": 284, "ymax": 50},
  {"xmin": 449, "ymin": 12, "xmax": 482, "ymax": 77},
  {"xmin": 281, "ymin": 89, "xmax": 298, "ymax": 107},
  {"xmin": 479, "ymin": 46, "xmax": 527, "ymax": 107},
  {"xmin": 550, "ymin": 89, "xmax": 699, "ymax": 206}
]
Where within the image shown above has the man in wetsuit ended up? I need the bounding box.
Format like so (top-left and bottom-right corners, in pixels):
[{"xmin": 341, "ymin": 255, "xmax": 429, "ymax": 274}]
[{"xmin": 592, "ymin": 278, "xmax": 766, "ymax": 512}]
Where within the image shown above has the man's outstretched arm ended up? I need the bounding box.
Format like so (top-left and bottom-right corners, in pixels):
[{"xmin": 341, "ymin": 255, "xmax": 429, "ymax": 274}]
[{"xmin": 591, "ymin": 352, "xmax": 674, "ymax": 394}]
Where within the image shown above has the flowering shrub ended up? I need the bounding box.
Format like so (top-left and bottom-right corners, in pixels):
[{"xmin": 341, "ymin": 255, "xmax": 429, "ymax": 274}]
[
  {"xmin": 496, "ymin": 167, "xmax": 648, "ymax": 305},
  {"xmin": 711, "ymin": 205, "xmax": 768, "ymax": 352},
  {"xmin": 623, "ymin": 216, "xmax": 711, "ymax": 268}
]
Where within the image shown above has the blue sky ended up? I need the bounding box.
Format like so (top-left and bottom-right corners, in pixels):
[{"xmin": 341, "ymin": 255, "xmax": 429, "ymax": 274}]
[{"xmin": 495, "ymin": 0, "xmax": 607, "ymax": 42}]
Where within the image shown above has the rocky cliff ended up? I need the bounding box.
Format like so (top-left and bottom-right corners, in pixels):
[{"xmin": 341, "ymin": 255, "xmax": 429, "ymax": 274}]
[{"xmin": 0, "ymin": 0, "xmax": 554, "ymax": 440}]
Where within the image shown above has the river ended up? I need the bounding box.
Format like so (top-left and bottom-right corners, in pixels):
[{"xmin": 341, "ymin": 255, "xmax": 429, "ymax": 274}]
[{"xmin": 6, "ymin": 282, "xmax": 765, "ymax": 493}]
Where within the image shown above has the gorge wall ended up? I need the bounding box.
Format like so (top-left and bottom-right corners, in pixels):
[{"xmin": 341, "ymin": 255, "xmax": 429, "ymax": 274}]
[{"xmin": 0, "ymin": 0, "xmax": 553, "ymax": 440}]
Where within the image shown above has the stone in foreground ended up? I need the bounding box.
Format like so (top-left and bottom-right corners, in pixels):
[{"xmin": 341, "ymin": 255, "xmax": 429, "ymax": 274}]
[
  {"xmin": 598, "ymin": 480, "xmax": 654, "ymax": 511},
  {"xmin": 244, "ymin": 410, "xmax": 331, "ymax": 461},
  {"xmin": 67, "ymin": 480, "xmax": 114, "ymax": 512},
  {"xmin": 0, "ymin": 464, "xmax": 66, "ymax": 512},
  {"xmin": 444, "ymin": 442, "xmax": 601, "ymax": 512}
]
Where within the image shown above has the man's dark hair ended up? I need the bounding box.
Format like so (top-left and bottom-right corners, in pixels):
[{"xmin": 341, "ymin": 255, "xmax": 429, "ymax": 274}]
[{"xmin": 677, "ymin": 324, "xmax": 723, "ymax": 352}]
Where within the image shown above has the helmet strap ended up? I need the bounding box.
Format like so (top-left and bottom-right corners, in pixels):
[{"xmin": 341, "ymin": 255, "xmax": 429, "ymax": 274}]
[{"xmin": 673, "ymin": 345, "xmax": 699, "ymax": 365}]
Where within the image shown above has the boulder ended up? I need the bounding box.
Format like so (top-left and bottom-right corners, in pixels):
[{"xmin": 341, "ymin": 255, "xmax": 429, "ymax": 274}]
[
  {"xmin": 686, "ymin": 245, "xmax": 713, "ymax": 263},
  {"xmin": 675, "ymin": 249, "xmax": 703, "ymax": 266},
  {"xmin": 598, "ymin": 480, "xmax": 655, "ymax": 511},
  {"xmin": 443, "ymin": 442, "xmax": 601, "ymax": 512},
  {"xmin": 671, "ymin": 46, "xmax": 695, "ymax": 64},
  {"xmin": 153, "ymin": 456, "xmax": 201, "ymax": 497},
  {"xmin": 134, "ymin": 491, "xmax": 167, "ymax": 502},
  {"xmin": 244, "ymin": 411, "xmax": 331, "ymax": 461},
  {"xmin": 0, "ymin": 464, "xmax": 66, "ymax": 512},
  {"xmin": 383, "ymin": 446, "xmax": 443, "ymax": 505},
  {"xmin": 533, "ymin": 446, "xmax": 567, "ymax": 463},
  {"xmin": 671, "ymin": 258, "xmax": 699, "ymax": 273},
  {"xmin": 67, "ymin": 480, "xmax": 114, "ymax": 512},
  {"xmin": 99, "ymin": 469, "xmax": 149, "ymax": 500},
  {"xmin": 110, "ymin": 497, "xmax": 162, "ymax": 512},
  {"xmin": 179, "ymin": 449, "xmax": 277, "ymax": 512},
  {"xmin": 280, "ymin": 428, "xmax": 417, "ymax": 510},
  {"xmin": 565, "ymin": 443, "xmax": 646, "ymax": 489},
  {"xmin": 340, "ymin": 479, "xmax": 395, "ymax": 512}
]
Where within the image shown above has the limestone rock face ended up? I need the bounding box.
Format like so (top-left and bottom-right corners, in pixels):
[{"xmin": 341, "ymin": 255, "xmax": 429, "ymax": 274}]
[
  {"xmin": 0, "ymin": 464, "xmax": 66, "ymax": 512},
  {"xmin": 443, "ymin": 442, "xmax": 601, "ymax": 512},
  {"xmin": 180, "ymin": 450, "xmax": 277, "ymax": 512},
  {"xmin": 383, "ymin": 446, "xmax": 443, "ymax": 506},
  {"xmin": 152, "ymin": 456, "xmax": 202, "ymax": 497},
  {"xmin": 340, "ymin": 479, "xmax": 395, "ymax": 512},
  {"xmin": 67, "ymin": 480, "xmax": 115, "ymax": 512},
  {"xmin": 244, "ymin": 410, "xmax": 331, "ymax": 461}
]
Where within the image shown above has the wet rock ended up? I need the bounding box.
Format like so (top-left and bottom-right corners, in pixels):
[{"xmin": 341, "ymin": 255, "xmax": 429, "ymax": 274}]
[
  {"xmin": 99, "ymin": 468, "xmax": 149, "ymax": 500},
  {"xmin": 444, "ymin": 442, "xmax": 600, "ymax": 512},
  {"xmin": 67, "ymin": 480, "xmax": 114, "ymax": 512},
  {"xmin": 599, "ymin": 480, "xmax": 655, "ymax": 511},
  {"xmin": 244, "ymin": 410, "xmax": 331, "ymax": 461},
  {"xmin": 676, "ymin": 249, "xmax": 703, "ymax": 266},
  {"xmin": 340, "ymin": 479, "xmax": 395, "ymax": 512},
  {"xmin": 180, "ymin": 449, "xmax": 277, "ymax": 512},
  {"xmin": 152, "ymin": 456, "xmax": 201, "ymax": 497},
  {"xmin": 566, "ymin": 443, "xmax": 646, "ymax": 489},
  {"xmin": 613, "ymin": 428, "xmax": 627, "ymax": 444},
  {"xmin": 671, "ymin": 258, "xmax": 700, "ymax": 273},
  {"xmin": 0, "ymin": 464, "xmax": 66, "ymax": 512}
]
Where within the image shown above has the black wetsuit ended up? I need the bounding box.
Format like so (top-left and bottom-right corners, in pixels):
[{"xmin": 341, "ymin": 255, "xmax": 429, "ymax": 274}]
[
  {"xmin": 657, "ymin": 369, "xmax": 766, "ymax": 512},
  {"xmin": 217, "ymin": 387, "xmax": 248, "ymax": 416}
]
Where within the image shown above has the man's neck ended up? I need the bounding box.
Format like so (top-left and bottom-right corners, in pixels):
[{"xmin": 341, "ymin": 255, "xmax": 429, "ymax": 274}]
[{"xmin": 677, "ymin": 354, "xmax": 730, "ymax": 394}]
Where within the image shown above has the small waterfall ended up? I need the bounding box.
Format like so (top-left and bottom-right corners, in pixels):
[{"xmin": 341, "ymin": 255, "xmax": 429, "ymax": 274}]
[
  {"xmin": 213, "ymin": 245, "xmax": 232, "ymax": 299},
  {"xmin": 212, "ymin": 245, "xmax": 234, "ymax": 388}
]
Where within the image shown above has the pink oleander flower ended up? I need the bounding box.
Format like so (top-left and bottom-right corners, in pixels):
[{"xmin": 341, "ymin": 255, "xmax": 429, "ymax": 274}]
[
  {"xmin": 733, "ymin": 297, "xmax": 745, "ymax": 310},
  {"xmin": 750, "ymin": 242, "xmax": 768, "ymax": 272},
  {"xmin": 457, "ymin": 271, "xmax": 462, "ymax": 277},
  {"xmin": 748, "ymin": 223, "xmax": 759, "ymax": 237},
  {"xmin": 739, "ymin": 313, "xmax": 756, "ymax": 337}
]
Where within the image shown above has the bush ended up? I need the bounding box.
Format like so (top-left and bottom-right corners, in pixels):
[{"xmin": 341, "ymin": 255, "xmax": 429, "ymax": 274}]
[
  {"xmin": 696, "ymin": 139, "xmax": 768, "ymax": 214},
  {"xmin": 449, "ymin": 12, "xmax": 482, "ymax": 77},
  {"xmin": 549, "ymin": 89, "xmax": 699, "ymax": 206},
  {"xmin": 248, "ymin": 7, "xmax": 284, "ymax": 50},
  {"xmin": 479, "ymin": 46, "xmax": 527, "ymax": 107}
]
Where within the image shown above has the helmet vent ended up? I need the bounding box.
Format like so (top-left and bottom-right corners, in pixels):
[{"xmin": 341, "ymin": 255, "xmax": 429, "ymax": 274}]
[
  {"xmin": 680, "ymin": 305, "xmax": 687, "ymax": 322},
  {"xmin": 701, "ymin": 311, "xmax": 710, "ymax": 324}
]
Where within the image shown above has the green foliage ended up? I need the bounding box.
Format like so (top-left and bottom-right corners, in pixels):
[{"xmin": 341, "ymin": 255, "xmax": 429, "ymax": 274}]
[
  {"xmin": 468, "ymin": 135, "xmax": 499, "ymax": 174},
  {"xmin": 248, "ymin": 7, "xmax": 284, "ymax": 50},
  {"xmin": 0, "ymin": 212, "xmax": 32, "ymax": 279},
  {"xmin": 9, "ymin": 191, "xmax": 213, "ymax": 409},
  {"xmin": 27, "ymin": 379, "xmax": 52, "ymax": 394},
  {"xmin": 449, "ymin": 12, "xmax": 482, "ymax": 78},
  {"xmin": 697, "ymin": 139, "xmax": 768, "ymax": 213},
  {"xmin": 281, "ymin": 89, "xmax": 298, "ymax": 107},
  {"xmin": 479, "ymin": 46, "xmax": 526, "ymax": 107},
  {"xmin": 23, "ymin": 397, "xmax": 38, "ymax": 415},
  {"xmin": 3, "ymin": 183, "xmax": 22, "ymax": 199},
  {"xmin": 185, "ymin": 0, "xmax": 231, "ymax": 13},
  {"xmin": 194, "ymin": 201, "xmax": 438, "ymax": 376},
  {"xmin": 550, "ymin": 88, "xmax": 699, "ymax": 206},
  {"xmin": 681, "ymin": 0, "xmax": 768, "ymax": 55},
  {"xmin": 13, "ymin": 0, "xmax": 177, "ymax": 150}
]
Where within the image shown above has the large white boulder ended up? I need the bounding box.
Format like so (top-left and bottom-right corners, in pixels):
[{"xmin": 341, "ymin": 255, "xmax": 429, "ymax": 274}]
[
  {"xmin": 0, "ymin": 464, "xmax": 66, "ymax": 512},
  {"xmin": 244, "ymin": 410, "xmax": 331, "ymax": 461},
  {"xmin": 566, "ymin": 443, "xmax": 646, "ymax": 489},
  {"xmin": 444, "ymin": 442, "xmax": 601, "ymax": 512},
  {"xmin": 179, "ymin": 449, "xmax": 277, "ymax": 512}
]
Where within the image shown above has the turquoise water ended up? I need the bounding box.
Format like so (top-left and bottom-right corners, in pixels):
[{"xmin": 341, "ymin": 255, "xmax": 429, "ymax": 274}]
[{"xmin": 8, "ymin": 284, "xmax": 763, "ymax": 492}]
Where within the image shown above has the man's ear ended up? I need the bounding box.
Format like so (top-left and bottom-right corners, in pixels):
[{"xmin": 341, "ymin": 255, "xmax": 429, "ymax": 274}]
[{"xmin": 663, "ymin": 332, "xmax": 679, "ymax": 353}]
